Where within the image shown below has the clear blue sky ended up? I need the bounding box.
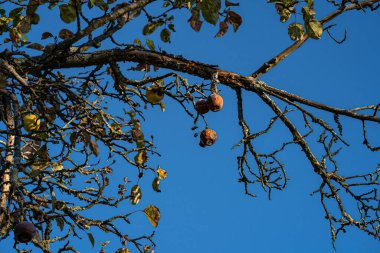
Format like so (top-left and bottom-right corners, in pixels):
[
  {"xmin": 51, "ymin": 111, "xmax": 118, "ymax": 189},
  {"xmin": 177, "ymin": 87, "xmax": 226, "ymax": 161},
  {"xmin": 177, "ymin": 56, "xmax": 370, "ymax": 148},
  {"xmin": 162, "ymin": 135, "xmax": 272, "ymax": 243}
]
[{"xmin": 2, "ymin": 1, "xmax": 380, "ymax": 253}]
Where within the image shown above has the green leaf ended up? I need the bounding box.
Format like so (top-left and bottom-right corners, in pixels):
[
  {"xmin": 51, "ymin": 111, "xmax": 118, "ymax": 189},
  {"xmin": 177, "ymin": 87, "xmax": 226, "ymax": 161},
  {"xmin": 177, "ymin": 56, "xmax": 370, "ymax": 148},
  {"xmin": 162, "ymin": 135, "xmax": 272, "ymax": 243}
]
[
  {"xmin": 142, "ymin": 22, "xmax": 159, "ymax": 36},
  {"xmin": 87, "ymin": 233, "xmax": 95, "ymax": 248},
  {"xmin": 88, "ymin": 0, "xmax": 95, "ymax": 9},
  {"xmin": 133, "ymin": 38, "xmax": 143, "ymax": 47},
  {"xmin": 146, "ymin": 39, "xmax": 155, "ymax": 51},
  {"xmin": 201, "ymin": 0, "xmax": 221, "ymax": 25},
  {"xmin": 59, "ymin": 4, "xmax": 77, "ymax": 24},
  {"xmin": 160, "ymin": 28, "xmax": 171, "ymax": 43}
]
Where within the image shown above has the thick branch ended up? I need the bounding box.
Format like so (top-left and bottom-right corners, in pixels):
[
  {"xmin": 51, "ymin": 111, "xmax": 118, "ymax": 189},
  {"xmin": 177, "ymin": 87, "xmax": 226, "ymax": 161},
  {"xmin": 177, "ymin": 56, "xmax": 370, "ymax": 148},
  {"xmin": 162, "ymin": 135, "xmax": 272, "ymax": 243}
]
[{"xmin": 35, "ymin": 48, "xmax": 380, "ymax": 123}]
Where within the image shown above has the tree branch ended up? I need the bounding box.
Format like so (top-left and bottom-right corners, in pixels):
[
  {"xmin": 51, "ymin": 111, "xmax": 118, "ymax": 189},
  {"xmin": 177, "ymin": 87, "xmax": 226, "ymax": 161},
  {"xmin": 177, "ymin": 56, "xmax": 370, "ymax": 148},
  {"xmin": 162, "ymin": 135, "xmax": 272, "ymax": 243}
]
[
  {"xmin": 33, "ymin": 47, "xmax": 380, "ymax": 123},
  {"xmin": 251, "ymin": 0, "xmax": 380, "ymax": 79}
]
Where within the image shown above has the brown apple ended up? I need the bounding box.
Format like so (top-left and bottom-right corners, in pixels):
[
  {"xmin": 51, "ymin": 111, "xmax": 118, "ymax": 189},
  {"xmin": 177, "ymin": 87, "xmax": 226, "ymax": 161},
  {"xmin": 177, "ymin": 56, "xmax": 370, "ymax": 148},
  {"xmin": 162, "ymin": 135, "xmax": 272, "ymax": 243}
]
[
  {"xmin": 207, "ymin": 93, "xmax": 223, "ymax": 112},
  {"xmin": 195, "ymin": 99, "xmax": 209, "ymax": 114},
  {"xmin": 199, "ymin": 128, "xmax": 217, "ymax": 147}
]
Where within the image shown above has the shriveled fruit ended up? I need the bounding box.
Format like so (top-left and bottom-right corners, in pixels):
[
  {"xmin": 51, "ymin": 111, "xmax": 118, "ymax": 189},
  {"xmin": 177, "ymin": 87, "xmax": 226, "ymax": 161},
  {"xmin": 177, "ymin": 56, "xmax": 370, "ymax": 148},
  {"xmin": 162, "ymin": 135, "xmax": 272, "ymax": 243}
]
[
  {"xmin": 145, "ymin": 85, "xmax": 165, "ymax": 104},
  {"xmin": 23, "ymin": 114, "xmax": 40, "ymax": 132},
  {"xmin": 207, "ymin": 93, "xmax": 223, "ymax": 112},
  {"xmin": 199, "ymin": 128, "xmax": 217, "ymax": 147},
  {"xmin": 195, "ymin": 99, "xmax": 209, "ymax": 114},
  {"xmin": 14, "ymin": 221, "xmax": 37, "ymax": 243}
]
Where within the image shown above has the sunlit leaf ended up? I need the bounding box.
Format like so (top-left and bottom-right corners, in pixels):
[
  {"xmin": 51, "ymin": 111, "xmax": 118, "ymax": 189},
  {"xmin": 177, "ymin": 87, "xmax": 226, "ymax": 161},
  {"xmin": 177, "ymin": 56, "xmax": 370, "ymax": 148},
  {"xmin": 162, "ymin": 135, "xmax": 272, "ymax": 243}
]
[
  {"xmin": 134, "ymin": 151, "xmax": 148, "ymax": 166},
  {"xmin": 51, "ymin": 162, "xmax": 64, "ymax": 172},
  {"xmin": 130, "ymin": 185, "xmax": 142, "ymax": 205},
  {"xmin": 144, "ymin": 205, "xmax": 160, "ymax": 227},
  {"xmin": 156, "ymin": 166, "xmax": 168, "ymax": 180}
]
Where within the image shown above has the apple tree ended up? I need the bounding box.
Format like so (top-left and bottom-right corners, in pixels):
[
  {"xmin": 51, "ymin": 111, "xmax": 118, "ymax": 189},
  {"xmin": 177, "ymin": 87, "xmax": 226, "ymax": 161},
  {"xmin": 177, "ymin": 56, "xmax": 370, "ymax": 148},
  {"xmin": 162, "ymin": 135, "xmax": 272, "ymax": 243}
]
[{"xmin": 0, "ymin": 0, "xmax": 379, "ymax": 252}]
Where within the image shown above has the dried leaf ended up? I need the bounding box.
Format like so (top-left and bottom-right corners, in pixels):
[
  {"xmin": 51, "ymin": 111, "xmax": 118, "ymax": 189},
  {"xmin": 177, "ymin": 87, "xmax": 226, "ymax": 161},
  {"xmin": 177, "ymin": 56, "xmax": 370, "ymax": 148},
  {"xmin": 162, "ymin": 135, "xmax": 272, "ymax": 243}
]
[
  {"xmin": 225, "ymin": 1, "xmax": 239, "ymax": 7},
  {"xmin": 55, "ymin": 217, "xmax": 65, "ymax": 231},
  {"xmin": 156, "ymin": 166, "xmax": 168, "ymax": 180},
  {"xmin": 227, "ymin": 11, "xmax": 242, "ymax": 32},
  {"xmin": 130, "ymin": 185, "xmax": 142, "ymax": 205},
  {"xmin": 288, "ymin": 23, "xmax": 304, "ymax": 41},
  {"xmin": 215, "ymin": 21, "xmax": 228, "ymax": 37},
  {"xmin": 144, "ymin": 205, "xmax": 160, "ymax": 227},
  {"xmin": 89, "ymin": 140, "xmax": 100, "ymax": 157},
  {"xmin": 87, "ymin": 233, "xmax": 95, "ymax": 248},
  {"xmin": 26, "ymin": 43, "xmax": 44, "ymax": 51},
  {"xmin": 305, "ymin": 19, "xmax": 323, "ymax": 39},
  {"xmin": 152, "ymin": 177, "xmax": 161, "ymax": 192}
]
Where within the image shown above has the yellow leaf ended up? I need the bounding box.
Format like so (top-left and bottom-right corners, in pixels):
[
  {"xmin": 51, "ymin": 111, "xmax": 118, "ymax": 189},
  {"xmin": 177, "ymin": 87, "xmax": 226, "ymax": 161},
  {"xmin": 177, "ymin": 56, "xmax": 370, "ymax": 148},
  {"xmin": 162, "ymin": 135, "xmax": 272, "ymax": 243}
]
[
  {"xmin": 23, "ymin": 114, "xmax": 40, "ymax": 132},
  {"xmin": 144, "ymin": 205, "xmax": 160, "ymax": 227},
  {"xmin": 134, "ymin": 151, "xmax": 148, "ymax": 166},
  {"xmin": 156, "ymin": 166, "xmax": 167, "ymax": 180},
  {"xmin": 130, "ymin": 185, "xmax": 142, "ymax": 205}
]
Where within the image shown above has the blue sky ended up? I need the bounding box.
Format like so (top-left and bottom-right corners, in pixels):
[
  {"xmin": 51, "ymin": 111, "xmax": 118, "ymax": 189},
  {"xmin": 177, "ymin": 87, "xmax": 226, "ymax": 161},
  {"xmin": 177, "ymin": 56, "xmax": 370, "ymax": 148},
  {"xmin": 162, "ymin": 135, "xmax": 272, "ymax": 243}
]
[{"xmin": 2, "ymin": 1, "xmax": 380, "ymax": 253}]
